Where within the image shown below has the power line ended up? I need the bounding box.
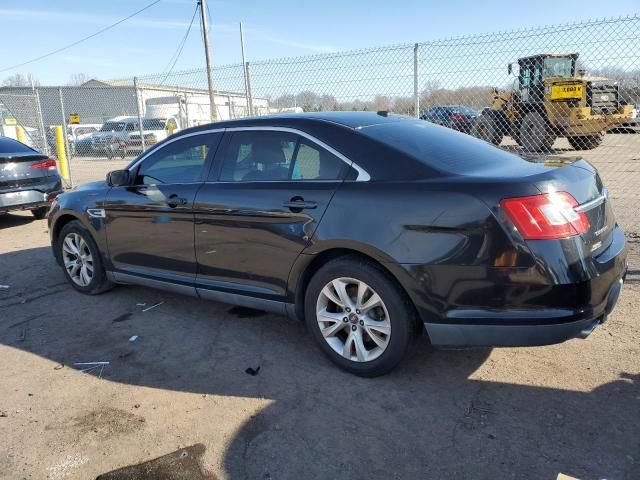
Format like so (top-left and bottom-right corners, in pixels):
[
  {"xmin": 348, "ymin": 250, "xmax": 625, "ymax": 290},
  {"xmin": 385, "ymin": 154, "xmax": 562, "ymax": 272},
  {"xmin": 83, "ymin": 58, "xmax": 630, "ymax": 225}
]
[
  {"xmin": 158, "ymin": 5, "xmax": 199, "ymax": 85},
  {"xmin": 0, "ymin": 0, "xmax": 161, "ymax": 73}
]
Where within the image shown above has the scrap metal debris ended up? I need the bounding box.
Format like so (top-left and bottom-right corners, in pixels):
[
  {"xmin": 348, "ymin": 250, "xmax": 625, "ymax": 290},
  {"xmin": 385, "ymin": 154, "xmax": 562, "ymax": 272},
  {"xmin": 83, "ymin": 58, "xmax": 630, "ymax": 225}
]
[
  {"xmin": 245, "ymin": 366, "xmax": 261, "ymax": 376},
  {"xmin": 129, "ymin": 335, "xmax": 139, "ymax": 342},
  {"xmin": 72, "ymin": 361, "xmax": 110, "ymax": 378},
  {"xmin": 142, "ymin": 301, "xmax": 164, "ymax": 312}
]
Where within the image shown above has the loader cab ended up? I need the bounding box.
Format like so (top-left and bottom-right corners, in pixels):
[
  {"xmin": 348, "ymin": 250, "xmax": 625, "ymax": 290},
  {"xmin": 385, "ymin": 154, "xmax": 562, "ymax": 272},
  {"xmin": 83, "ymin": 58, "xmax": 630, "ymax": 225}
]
[{"xmin": 515, "ymin": 53, "xmax": 578, "ymax": 104}]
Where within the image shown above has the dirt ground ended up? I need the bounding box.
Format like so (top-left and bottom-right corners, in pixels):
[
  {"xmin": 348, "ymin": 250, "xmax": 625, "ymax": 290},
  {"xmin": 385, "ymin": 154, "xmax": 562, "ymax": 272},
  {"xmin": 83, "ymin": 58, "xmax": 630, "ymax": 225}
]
[{"xmin": 1, "ymin": 134, "xmax": 639, "ymax": 479}]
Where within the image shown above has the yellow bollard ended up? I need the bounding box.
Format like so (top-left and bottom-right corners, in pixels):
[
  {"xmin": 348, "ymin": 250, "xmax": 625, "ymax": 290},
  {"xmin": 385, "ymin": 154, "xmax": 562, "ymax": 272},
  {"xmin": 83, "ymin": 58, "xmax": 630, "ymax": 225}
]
[
  {"xmin": 16, "ymin": 125, "xmax": 25, "ymax": 144},
  {"xmin": 55, "ymin": 125, "xmax": 70, "ymax": 181}
]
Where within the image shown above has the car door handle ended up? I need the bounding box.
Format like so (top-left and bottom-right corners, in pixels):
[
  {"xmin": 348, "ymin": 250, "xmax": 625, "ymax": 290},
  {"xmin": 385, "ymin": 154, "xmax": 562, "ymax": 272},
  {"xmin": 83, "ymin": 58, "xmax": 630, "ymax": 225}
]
[
  {"xmin": 167, "ymin": 194, "xmax": 188, "ymax": 208},
  {"xmin": 282, "ymin": 199, "xmax": 317, "ymax": 211}
]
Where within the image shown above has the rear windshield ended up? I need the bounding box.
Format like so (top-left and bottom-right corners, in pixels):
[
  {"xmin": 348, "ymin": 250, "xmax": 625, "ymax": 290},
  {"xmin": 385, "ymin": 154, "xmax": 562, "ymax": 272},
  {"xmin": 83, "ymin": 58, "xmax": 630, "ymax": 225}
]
[
  {"xmin": 0, "ymin": 136, "xmax": 36, "ymax": 154},
  {"xmin": 358, "ymin": 120, "xmax": 525, "ymax": 175},
  {"xmin": 450, "ymin": 105, "xmax": 477, "ymax": 115}
]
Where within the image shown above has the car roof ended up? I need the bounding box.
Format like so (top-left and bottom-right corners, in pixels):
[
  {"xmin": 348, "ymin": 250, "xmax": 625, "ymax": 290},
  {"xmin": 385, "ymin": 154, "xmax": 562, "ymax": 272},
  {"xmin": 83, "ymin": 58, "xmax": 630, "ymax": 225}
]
[{"xmin": 188, "ymin": 111, "xmax": 408, "ymax": 133}]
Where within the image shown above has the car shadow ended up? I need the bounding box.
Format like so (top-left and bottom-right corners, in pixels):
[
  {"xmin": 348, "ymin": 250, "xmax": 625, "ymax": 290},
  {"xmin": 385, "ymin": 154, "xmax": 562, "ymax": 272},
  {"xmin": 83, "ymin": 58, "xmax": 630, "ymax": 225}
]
[
  {"xmin": 0, "ymin": 212, "xmax": 40, "ymax": 229},
  {"xmin": 0, "ymin": 247, "xmax": 638, "ymax": 479}
]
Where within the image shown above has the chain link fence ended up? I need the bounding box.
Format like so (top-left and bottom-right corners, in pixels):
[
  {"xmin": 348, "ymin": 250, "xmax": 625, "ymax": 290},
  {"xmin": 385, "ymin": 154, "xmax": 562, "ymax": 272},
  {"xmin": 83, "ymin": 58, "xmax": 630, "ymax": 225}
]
[{"xmin": 1, "ymin": 15, "xmax": 638, "ymax": 239}]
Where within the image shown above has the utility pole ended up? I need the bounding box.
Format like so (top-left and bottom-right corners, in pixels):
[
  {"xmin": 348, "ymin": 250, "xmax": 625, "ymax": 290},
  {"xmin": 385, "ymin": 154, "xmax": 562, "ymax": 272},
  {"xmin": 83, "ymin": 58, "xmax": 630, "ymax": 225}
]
[
  {"xmin": 198, "ymin": 0, "xmax": 217, "ymax": 121},
  {"xmin": 239, "ymin": 22, "xmax": 253, "ymax": 116}
]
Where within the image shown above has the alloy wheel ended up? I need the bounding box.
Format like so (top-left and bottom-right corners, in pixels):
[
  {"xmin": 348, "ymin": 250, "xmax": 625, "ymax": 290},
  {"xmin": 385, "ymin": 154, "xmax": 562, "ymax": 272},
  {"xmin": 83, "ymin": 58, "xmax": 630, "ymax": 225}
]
[
  {"xmin": 61, "ymin": 232, "xmax": 94, "ymax": 287},
  {"xmin": 316, "ymin": 277, "xmax": 391, "ymax": 362}
]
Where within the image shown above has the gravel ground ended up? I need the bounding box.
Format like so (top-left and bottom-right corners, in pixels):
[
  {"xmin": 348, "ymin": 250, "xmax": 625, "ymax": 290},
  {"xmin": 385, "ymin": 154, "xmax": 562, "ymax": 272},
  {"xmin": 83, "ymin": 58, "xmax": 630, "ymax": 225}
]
[{"xmin": 0, "ymin": 133, "xmax": 638, "ymax": 479}]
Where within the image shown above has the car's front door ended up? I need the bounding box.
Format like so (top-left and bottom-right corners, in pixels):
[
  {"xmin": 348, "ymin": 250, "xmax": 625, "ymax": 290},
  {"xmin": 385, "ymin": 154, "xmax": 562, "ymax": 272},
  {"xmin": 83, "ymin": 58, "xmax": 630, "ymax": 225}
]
[
  {"xmin": 104, "ymin": 130, "xmax": 222, "ymax": 286},
  {"xmin": 194, "ymin": 128, "xmax": 353, "ymax": 303}
]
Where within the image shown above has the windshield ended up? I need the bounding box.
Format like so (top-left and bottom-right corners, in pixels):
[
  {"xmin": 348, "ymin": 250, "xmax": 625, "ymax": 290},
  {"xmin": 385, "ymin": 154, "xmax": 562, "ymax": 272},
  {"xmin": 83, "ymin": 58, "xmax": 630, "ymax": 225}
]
[
  {"xmin": 543, "ymin": 57, "xmax": 574, "ymax": 78},
  {"xmin": 100, "ymin": 122, "xmax": 125, "ymax": 132},
  {"xmin": 143, "ymin": 119, "xmax": 166, "ymax": 130}
]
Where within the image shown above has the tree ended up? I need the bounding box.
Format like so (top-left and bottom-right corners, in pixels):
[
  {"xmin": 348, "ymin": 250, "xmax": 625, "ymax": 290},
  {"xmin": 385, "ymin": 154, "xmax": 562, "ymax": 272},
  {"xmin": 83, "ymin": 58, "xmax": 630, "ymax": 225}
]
[
  {"xmin": 67, "ymin": 73, "xmax": 90, "ymax": 86},
  {"xmin": 2, "ymin": 73, "xmax": 39, "ymax": 87}
]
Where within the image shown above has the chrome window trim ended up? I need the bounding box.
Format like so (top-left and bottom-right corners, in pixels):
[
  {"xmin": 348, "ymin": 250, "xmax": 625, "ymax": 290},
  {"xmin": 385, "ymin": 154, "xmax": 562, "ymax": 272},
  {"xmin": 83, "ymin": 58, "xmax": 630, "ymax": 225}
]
[
  {"xmin": 128, "ymin": 128, "xmax": 226, "ymax": 171},
  {"xmin": 127, "ymin": 125, "xmax": 371, "ymax": 182},
  {"xmin": 224, "ymin": 126, "xmax": 370, "ymax": 182},
  {"xmin": 575, "ymin": 189, "xmax": 607, "ymax": 213}
]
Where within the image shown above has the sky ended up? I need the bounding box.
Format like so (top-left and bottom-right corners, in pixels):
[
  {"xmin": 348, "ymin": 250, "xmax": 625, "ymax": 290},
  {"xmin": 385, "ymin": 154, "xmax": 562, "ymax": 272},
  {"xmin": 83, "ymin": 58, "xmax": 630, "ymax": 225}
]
[{"xmin": 1, "ymin": 0, "xmax": 639, "ymax": 85}]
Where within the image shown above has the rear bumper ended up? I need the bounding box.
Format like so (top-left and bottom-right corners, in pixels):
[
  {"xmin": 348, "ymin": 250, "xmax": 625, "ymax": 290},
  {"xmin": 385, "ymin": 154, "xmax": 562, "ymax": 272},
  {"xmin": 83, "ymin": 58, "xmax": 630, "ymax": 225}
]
[
  {"xmin": 0, "ymin": 180, "xmax": 62, "ymax": 212},
  {"xmin": 400, "ymin": 225, "xmax": 627, "ymax": 347},
  {"xmin": 425, "ymin": 275, "xmax": 624, "ymax": 346}
]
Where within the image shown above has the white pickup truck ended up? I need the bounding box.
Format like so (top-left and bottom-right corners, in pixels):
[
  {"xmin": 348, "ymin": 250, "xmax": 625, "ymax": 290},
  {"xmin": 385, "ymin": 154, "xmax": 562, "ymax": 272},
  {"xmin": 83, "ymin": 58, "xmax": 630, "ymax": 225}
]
[{"xmin": 126, "ymin": 96, "xmax": 212, "ymax": 152}]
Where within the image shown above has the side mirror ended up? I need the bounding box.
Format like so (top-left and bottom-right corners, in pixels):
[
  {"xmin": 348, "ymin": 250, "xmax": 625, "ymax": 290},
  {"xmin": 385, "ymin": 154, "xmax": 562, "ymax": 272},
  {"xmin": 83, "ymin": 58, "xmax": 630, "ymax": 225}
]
[
  {"xmin": 106, "ymin": 169, "xmax": 130, "ymax": 187},
  {"xmin": 507, "ymin": 63, "xmax": 513, "ymax": 75}
]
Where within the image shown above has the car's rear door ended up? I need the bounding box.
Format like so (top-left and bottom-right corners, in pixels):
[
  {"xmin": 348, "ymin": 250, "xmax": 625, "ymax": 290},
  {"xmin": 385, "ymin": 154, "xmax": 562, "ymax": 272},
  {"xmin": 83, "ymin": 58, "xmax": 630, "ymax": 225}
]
[
  {"xmin": 193, "ymin": 128, "xmax": 351, "ymax": 302},
  {"xmin": 104, "ymin": 130, "xmax": 223, "ymax": 286}
]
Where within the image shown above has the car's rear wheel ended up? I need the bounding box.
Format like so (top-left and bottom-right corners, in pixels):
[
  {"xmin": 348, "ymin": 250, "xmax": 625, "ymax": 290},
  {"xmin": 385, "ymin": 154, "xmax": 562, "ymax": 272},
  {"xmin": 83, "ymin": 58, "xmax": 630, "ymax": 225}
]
[
  {"xmin": 304, "ymin": 257, "xmax": 416, "ymax": 377},
  {"xmin": 31, "ymin": 207, "xmax": 48, "ymax": 220},
  {"xmin": 57, "ymin": 220, "xmax": 113, "ymax": 295}
]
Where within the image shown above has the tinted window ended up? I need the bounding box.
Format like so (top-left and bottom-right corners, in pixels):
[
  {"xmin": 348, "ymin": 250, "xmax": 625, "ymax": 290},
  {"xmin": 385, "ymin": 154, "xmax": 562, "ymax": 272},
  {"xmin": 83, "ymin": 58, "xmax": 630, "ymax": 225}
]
[
  {"xmin": 359, "ymin": 120, "xmax": 524, "ymax": 174},
  {"xmin": 136, "ymin": 134, "xmax": 213, "ymax": 185},
  {"xmin": 291, "ymin": 140, "xmax": 345, "ymax": 180},
  {"xmin": 219, "ymin": 131, "xmax": 346, "ymax": 182},
  {"xmin": 126, "ymin": 123, "xmax": 136, "ymax": 132}
]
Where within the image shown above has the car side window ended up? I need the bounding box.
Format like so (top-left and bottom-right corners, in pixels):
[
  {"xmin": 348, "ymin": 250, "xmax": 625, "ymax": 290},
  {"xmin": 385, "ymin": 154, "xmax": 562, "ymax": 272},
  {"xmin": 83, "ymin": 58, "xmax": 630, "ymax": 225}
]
[
  {"xmin": 218, "ymin": 131, "xmax": 347, "ymax": 182},
  {"xmin": 219, "ymin": 131, "xmax": 297, "ymax": 181},
  {"xmin": 291, "ymin": 140, "xmax": 346, "ymax": 181},
  {"xmin": 136, "ymin": 134, "xmax": 213, "ymax": 185},
  {"xmin": 126, "ymin": 123, "xmax": 135, "ymax": 132}
]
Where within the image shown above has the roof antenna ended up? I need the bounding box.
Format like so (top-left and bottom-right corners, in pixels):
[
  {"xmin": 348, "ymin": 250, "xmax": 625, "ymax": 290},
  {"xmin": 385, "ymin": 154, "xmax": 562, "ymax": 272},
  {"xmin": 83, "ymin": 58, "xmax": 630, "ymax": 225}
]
[{"xmin": 377, "ymin": 110, "xmax": 388, "ymax": 117}]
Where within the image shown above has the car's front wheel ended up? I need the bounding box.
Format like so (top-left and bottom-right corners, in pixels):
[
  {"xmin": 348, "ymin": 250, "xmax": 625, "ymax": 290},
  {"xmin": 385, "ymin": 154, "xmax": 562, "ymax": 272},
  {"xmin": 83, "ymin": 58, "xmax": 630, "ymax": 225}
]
[
  {"xmin": 56, "ymin": 220, "xmax": 113, "ymax": 295},
  {"xmin": 304, "ymin": 256, "xmax": 417, "ymax": 377}
]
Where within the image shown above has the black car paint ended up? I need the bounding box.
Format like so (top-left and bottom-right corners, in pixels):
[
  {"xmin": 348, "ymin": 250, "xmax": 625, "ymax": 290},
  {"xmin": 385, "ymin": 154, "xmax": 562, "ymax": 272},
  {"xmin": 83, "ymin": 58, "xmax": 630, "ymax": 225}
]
[
  {"xmin": 0, "ymin": 137, "xmax": 63, "ymax": 213},
  {"xmin": 48, "ymin": 112, "xmax": 626, "ymax": 347}
]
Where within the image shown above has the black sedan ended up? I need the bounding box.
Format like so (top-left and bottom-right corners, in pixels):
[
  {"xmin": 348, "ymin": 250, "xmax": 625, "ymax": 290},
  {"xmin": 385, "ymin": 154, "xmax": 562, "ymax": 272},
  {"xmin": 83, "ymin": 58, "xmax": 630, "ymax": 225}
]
[
  {"xmin": 48, "ymin": 112, "xmax": 626, "ymax": 376},
  {"xmin": 1, "ymin": 136, "xmax": 63, "ymax": 219},
  {"xmin": 420, "ymin": 105, "xmax": 478, "ymax": 133}
]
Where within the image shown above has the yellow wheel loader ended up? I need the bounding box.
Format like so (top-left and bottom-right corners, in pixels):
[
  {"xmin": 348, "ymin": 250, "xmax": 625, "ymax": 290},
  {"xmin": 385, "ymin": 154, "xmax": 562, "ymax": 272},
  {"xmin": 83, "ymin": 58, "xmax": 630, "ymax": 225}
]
[{"xmin": 472, "ymin": 53, "xmax": 635, "ymax": 151}]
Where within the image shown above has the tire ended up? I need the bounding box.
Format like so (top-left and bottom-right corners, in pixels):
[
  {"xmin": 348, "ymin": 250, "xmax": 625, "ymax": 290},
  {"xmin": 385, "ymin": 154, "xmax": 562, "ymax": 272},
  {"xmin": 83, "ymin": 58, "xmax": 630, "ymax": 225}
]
[
  {"xmin": 31, "ymin": 207, "xmax": 48, "ymax": 220},
  {"xmin": 472, "ymin": 114, "xmax": 503, "ymax": 145},
  {"xmin": 56, "ymin": 220, "xmax": 114, "ymax": 295},
  {"xmin": 304, "ymin": 256, "xmax": 417, "ymax": 377},
  {"xmin": 567, "ymin": 133, "xmax": 604, "ymax": 151},
  {"xmin": 519, "ymin": 111, "xmax": 556, "ymax": 152}
]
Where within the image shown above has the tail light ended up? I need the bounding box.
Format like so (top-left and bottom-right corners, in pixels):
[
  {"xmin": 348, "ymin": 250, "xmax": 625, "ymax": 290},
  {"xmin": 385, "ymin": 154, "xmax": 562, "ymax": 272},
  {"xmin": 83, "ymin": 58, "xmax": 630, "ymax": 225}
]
[
  {"xmin": 31, "ymin": 158, "xmax": 57, "ymax": 171},
  {"xmin": 451, "ymin": 114, "xmax": 465, "ymax": 121},
  {"xmin": 501, "ymin": 192, "xmax": 589, "ymax": 240}
]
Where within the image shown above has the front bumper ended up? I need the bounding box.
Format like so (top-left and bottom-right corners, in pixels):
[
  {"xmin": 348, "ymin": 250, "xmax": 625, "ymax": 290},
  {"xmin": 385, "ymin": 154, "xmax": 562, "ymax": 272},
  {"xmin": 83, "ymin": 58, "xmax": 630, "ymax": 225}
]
[{"xmin": 402, "ymin": 225, "xmax": 627, "ymax": 347}]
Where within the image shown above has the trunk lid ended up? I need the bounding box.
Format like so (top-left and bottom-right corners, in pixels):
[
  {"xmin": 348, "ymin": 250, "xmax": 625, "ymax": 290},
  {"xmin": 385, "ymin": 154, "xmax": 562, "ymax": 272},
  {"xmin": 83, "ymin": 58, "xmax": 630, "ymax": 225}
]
[
  {"xmin": 528, "ymin": 157, "xmax": 614, "ymax": 255},
  {"xmin": 0, "ymin": 151, "xmax": 50, "ymax": 192}
]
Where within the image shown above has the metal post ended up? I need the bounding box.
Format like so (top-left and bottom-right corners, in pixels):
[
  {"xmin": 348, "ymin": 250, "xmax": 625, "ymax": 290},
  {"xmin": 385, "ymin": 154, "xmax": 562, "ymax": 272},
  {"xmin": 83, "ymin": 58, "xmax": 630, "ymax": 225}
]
[
  {"xmin": 413, "ymin": 43, "xmax": 420, "ymax": 118},
  {"xmin": 240, "ymin": 22, "xmax": 252, "ymax": 116},
  {"xmin": 133, "ymin": 77, "xmax": 146, "ymax": 152},
  {"xmin": 34, "ymin": 87, "xmax": 49, "ymax": 156},
  {"xmin": 246, "ymin": 61, "xmax": 254, "ymax": 117},
  {"xmin": 58, "ymin": 88, "xmax": 73, "ymax": 187},
  {"xmin": 199, "ymin": 0, "xmax": 217, "ymax": 121}
]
